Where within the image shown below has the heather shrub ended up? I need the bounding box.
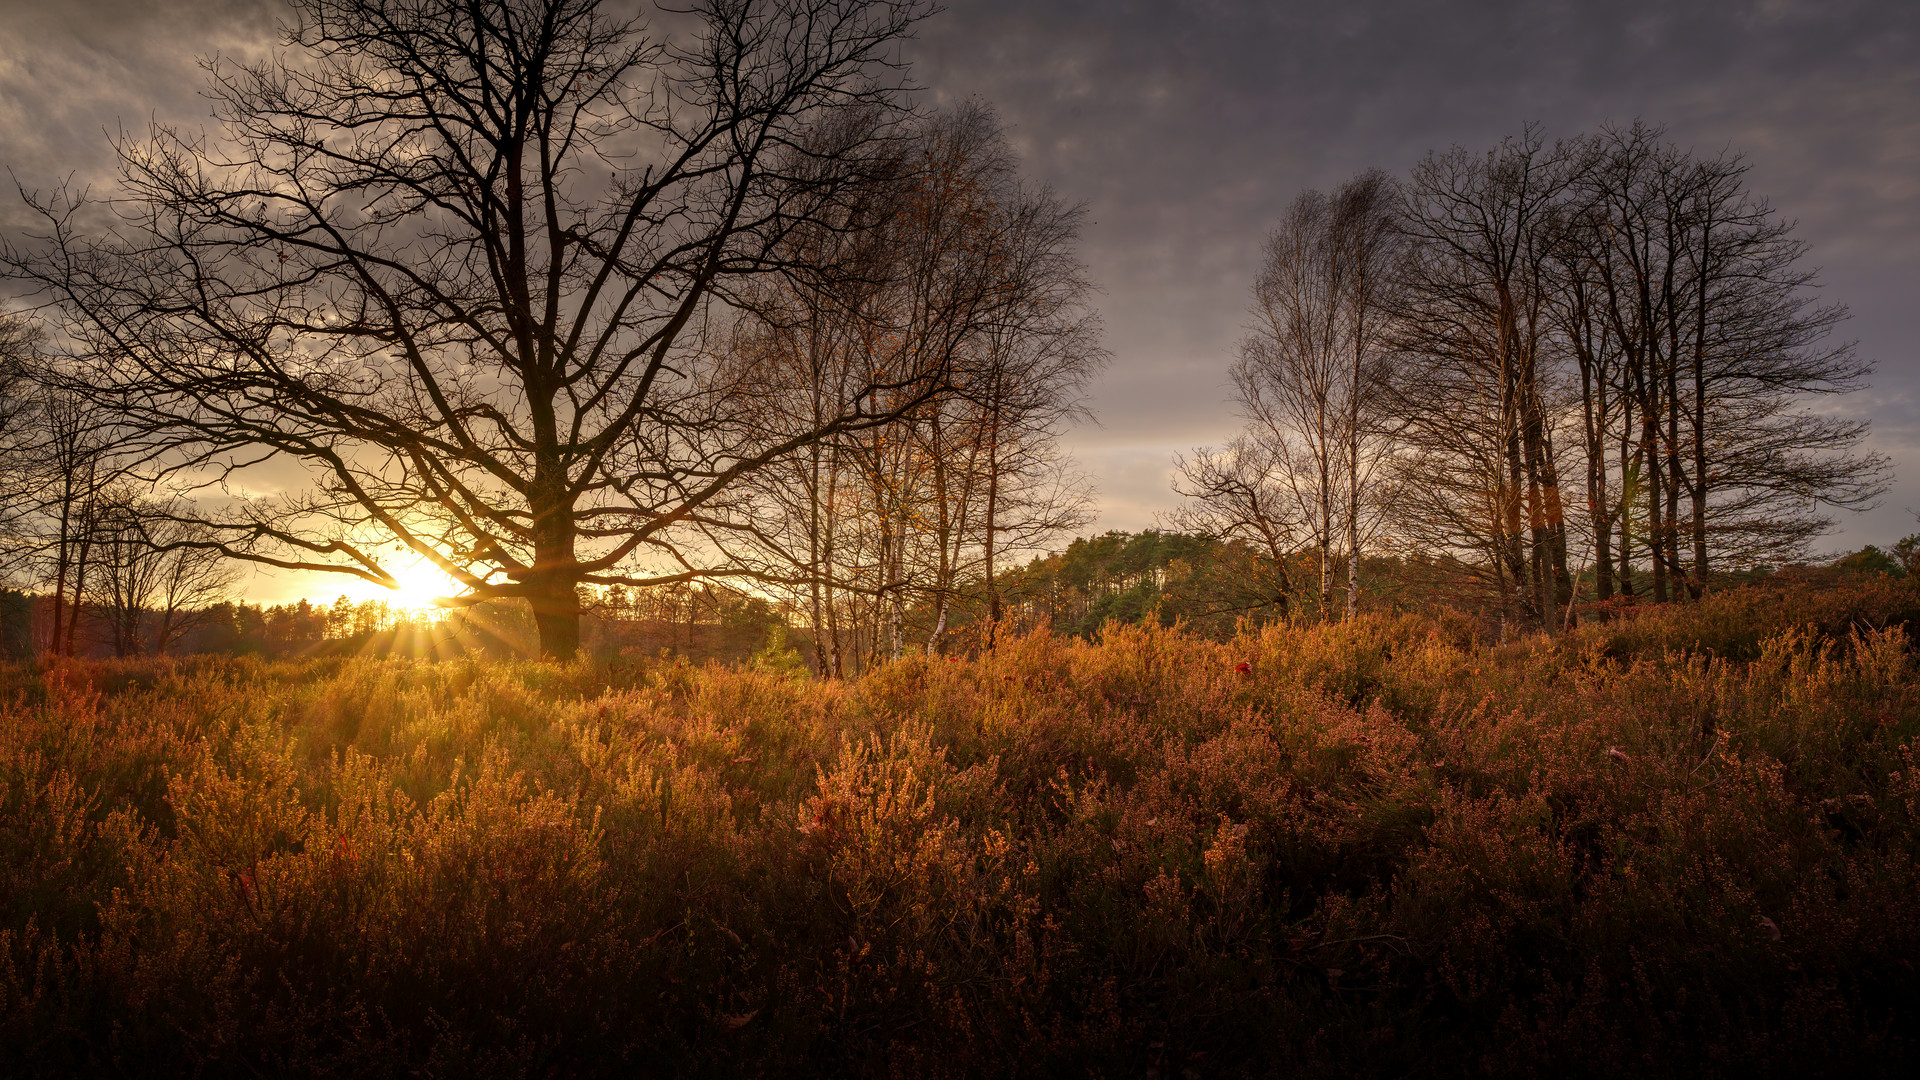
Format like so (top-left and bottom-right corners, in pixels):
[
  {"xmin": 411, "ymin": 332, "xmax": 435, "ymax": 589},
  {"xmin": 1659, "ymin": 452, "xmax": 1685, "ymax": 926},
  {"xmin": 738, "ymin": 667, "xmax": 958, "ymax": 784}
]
[{"xmin": 3, "ymin": 580, "xmax": 1918, "ymax": 1077}]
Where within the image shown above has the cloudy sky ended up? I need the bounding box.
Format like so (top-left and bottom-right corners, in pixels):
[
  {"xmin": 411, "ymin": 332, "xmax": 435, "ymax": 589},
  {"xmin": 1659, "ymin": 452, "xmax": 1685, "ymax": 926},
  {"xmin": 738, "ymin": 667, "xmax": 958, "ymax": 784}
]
[{"xmin": 3, "ymin": 0, "xmax": 1916, "ymax": 604}]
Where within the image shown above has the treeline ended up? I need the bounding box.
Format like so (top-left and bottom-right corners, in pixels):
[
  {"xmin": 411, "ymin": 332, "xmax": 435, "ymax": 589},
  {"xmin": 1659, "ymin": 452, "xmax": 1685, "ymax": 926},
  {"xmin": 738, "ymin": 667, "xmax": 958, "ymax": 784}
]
[
  {"xmin": 918, "ymin": 528, "xmax": 1920, "ymax": 649},
  {"xmin": 1180, "ymin": 124, "xmax": 1885, "ymax": 635},
  {"xmin": 0, "ymin": 593, "xmax": 456, "ymax": 660},
  {"xmin": 937, "ymin": 530, "xmax": 1326, "ymax": 642},
  {"xmin": 0, "ymin": 583, "xmax": 803, "ymax": 666}
]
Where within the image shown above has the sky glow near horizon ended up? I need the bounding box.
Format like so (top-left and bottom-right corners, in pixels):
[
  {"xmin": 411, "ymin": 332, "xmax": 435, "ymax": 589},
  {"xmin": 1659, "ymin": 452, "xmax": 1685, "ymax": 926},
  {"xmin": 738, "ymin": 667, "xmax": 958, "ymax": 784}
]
[{"xmin": 3, "ymin": 0, "xmax": 1916, "ymax": 607}]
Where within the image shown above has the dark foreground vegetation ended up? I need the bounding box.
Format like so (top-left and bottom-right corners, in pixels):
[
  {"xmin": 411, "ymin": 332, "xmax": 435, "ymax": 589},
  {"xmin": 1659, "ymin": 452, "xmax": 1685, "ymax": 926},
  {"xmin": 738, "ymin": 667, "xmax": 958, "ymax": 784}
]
[{"xmin": 4, "ymin": 575, "xmax": 1920, "ymax": 1078}]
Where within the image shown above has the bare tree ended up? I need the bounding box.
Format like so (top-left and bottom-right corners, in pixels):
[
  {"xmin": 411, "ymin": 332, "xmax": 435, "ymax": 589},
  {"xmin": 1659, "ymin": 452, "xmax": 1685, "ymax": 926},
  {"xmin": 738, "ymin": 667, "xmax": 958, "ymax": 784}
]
[
  {"xmin": 968, "ymin": 316, "xmax": 1102, "ymax": 652},
  {"xmin": 1328, "ymin": 170, "xmax": 1401, "ymax": 619},
  {"xmin": 1557, "ymin": 123, "xmax": 1885, "ymax": 598},
  {"xmin": 1388, "ymin": 129, "xmax": 1580, "ymax": 630},
  {"xmin": 1235, "ymin": 190, "xmax": 1345, "ymax": 616},
  {"xmin": 88, "ymin": 492, "xmax": 243, "ymax": 656},
  {"xmin": 1185, "ymin": 125, "xmax": 1881, "ymax": 636},
  {"xmin": 1202, "ymin": 169, "xmax": 1400, "ymax": 622},
  {"xmin": 0, "ymin": 313, "xmax": 41, "ymax": 578},
  {"xmin": 6, "ymin": 0, "xmax": 941, "ymax": 657},
  {"xmin": 732, "ymin": 103, "xmax": 1099, "ymax": 669},
  {"xmin": 924, "ymin": 123, "xmax": 1102, "ymax": 654},
  {"xmin": 24, "ymin": 391, "xmax": 122, "ymax": 656},
  {"xmin": 1168, "ymin": 436, "xmax": 1304, "ymax": 619}
]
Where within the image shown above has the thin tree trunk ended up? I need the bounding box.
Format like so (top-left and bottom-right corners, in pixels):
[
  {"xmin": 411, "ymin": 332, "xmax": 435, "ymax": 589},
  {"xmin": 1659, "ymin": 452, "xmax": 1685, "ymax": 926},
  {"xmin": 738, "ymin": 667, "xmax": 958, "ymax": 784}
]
[
  {"xmin": 1689, "ymin": 217, "xmax": 1713, "ymax": 593},
  {"xmin": 66, "ymin": 503, "xmax": 93, "ymax": 658},
  {"xmin": 1576, "ymin": 328, "xmax": 1615, "ymax": 604},
  {"xmin": 1664, "ymin": 309, "xmax": 1693, "ymax": 600},
  {"xmin": 1617, "ymin": 409, "xmax": 1637, "ymax": 598},
  {"xmin": 1638, "ymin": 360, "xmax": 1669, "ymax": 604},
  {"xmin": 1318, "ymin": 396, "xmax": 1333, "ymax": 620},
  {"xmin": 49, "ymin": 492, "xmax": 71, "ymax": 658},
  {"xmin": 1346, "ymin": 333, "xmax": 1363, "ymax": 622},
  {"xmin": 983, "ymin": 399, "xmax": 1003, "ymax": 651},
  {"xmin": 1501, "ymin": 395, "xmax": 1534, "ymax": 621}
]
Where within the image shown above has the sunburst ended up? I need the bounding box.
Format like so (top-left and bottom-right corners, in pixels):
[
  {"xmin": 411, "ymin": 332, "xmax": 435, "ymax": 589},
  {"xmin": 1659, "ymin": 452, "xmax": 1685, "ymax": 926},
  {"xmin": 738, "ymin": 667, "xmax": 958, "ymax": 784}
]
[{"xmin": 339, "ymin": 558, "xmax": 461, "ymax": 616}]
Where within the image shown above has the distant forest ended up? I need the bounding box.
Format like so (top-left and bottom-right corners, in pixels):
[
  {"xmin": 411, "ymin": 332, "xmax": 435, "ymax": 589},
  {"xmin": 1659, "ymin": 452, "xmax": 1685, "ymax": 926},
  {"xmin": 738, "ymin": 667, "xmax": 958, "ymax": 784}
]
[{"xmin": 6, "ymin": 527, "xmax": 1914, "ymax": 673}]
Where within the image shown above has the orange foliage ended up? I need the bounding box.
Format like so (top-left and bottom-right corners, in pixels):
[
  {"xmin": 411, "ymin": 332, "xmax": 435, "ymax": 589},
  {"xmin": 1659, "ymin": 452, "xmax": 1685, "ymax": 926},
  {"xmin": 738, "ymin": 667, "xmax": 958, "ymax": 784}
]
[{"xmin": 3, "ymin": 579, "xmax": 1919, "ymax": 1075}]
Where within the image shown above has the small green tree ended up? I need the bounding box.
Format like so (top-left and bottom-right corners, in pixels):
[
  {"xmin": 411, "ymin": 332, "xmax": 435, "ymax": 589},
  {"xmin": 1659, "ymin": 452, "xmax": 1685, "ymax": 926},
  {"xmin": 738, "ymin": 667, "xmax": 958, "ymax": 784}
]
[{"xmin": 751, "ymin": 624, "xmax": 810, "ymax": 678}]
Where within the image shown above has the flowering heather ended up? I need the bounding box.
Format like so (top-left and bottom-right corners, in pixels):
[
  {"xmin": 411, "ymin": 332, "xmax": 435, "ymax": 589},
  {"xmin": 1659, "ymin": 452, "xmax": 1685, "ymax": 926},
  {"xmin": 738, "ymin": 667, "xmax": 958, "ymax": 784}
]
[{"xmin": 3, "ymin": 576, "xmax": 1918, "ymax": 1077}]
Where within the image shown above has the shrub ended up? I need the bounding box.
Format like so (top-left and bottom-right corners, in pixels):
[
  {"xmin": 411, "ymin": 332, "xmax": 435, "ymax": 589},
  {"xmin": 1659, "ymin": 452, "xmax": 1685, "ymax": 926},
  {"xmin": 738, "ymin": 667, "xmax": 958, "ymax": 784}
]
[{"xmin": 3, "ymin": 580, "xmax": 1917, "ymax": 1076}]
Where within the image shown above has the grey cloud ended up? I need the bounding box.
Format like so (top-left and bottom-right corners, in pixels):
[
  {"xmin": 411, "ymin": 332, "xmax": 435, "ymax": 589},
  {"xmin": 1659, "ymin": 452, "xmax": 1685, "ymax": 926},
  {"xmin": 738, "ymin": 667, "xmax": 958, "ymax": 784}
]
[
  {"xmin": 0, "ymin": 0, "xmax": 283, "ymax": 235},
  {"xmin": 906, "ymin": 0, "xmax": 1920, "ymax": 545}
]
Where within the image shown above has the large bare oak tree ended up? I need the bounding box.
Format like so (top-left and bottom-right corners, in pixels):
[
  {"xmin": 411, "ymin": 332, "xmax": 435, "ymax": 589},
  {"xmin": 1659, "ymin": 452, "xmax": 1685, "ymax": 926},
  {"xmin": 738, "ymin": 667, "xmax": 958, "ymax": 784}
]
[{"xmin": 6, "ymin": 0, "xmax": 941, "ymax": 657}]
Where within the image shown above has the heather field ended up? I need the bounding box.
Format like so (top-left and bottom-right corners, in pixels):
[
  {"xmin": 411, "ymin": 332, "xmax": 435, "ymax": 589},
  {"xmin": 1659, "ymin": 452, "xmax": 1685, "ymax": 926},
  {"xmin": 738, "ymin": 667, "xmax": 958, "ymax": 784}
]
[{"xmin": 5, "ymin": 576, "xmax": 1920, "ymax": 1078}]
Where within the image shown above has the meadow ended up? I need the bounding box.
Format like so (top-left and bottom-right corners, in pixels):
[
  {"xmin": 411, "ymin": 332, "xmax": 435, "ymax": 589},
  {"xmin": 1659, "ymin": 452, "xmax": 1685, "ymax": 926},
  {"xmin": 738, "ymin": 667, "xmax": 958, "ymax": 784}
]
[{"xmin": 4, "ymin": 573, "xmax": 1919, "ymax": 1077}]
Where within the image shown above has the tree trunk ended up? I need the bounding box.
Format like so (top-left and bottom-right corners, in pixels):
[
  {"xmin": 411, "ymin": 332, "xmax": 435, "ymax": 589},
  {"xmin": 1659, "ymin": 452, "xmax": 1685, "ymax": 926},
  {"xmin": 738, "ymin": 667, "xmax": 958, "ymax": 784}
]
[
  {"xmin": 49, "ymin": 515, "xmax": 70, "ymax": 658},
  {"xmin": 526, "ymin": 543, "xmax": 579, "ymax": 660},
  {"xmin": 926, "ymin": 599, "xmax": 949, "ymax": 656},
  {"xmin": 1345, "ymin": 520, "xmax": 1359, "ymax": 622},
  {"xmin": 925, "ymin": 413, "xmax": 953, "ymax": 657},
  {"xmin": 1346, "ymin": 358, "xmax": 1362, "ymax": 622},
  {"xmin": 528, "ymin": 575, "xmax": 580, "ymax": 659},
  {"xmin": 1640, "ymin": 385, "xmax": 1668, "ymax": 604},
  {"xmin": 1689, "ymin": 217, "xmax": 1713, "ymax": 593},
  {"xmin": 65, "ymin": 496, "xmax": 95, "ymax": 658},
  {"xmin": 983, "ymin": 429, "xmax": 1002, "ymax": 652},
  {"xmin": 1579, "ymin": 345, "xmax": 1615, "ymax": 604},
  {"xmin": 1316, "ymin": 388, "xmax": 1332, "ymax": 620},
  {"xmin": 525, "ymin": 447, "xmax": 581, "ymax": 659},
  {"xmin": 1535, "ymin": 425, "xmax": 1574, "ymax": 621},
  {"xmin": 1500, "ymin": 407, "xmax": 1534, "ymax": 623},
  {"xmin": 1664, "ymin": 324, "xmax": 1694, "ymax": 600}
]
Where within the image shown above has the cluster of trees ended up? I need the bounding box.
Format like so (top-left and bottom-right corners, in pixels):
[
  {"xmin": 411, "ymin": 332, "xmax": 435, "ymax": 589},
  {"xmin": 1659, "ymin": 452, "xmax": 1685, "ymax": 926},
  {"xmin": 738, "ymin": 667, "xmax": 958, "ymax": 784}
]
[
  {"xmin": 0, "ymin": 589, "xmax": 471, "ymax": 660},
  {"xmin": 0, "ymin": 589, "xmax": 451, "ymax": 661},
  {"xmin": 984, "ymin": 530, "xmax": 1299, "ymax": 641},
  {"xmin": 180, "ymin": 596, "xmax": 444, "ymax": 656},
  {"xmin": 1, "ymin": 326, "xmax": 243, "ymax": 656},
  {"xmin": 584, "ymin": 582, "xmax": 797, "ymax": 665},
  {"xmin": 0, "ymin": 0, "xmax": 1099, "ymax": 665},
  {"xmin": 1180, "ymin": 125, "xmax": 1885, "ymax": 633},
  {"xmin": 967, "ymin": 527, "xmax": 1920, "ymax": 650},
  {"xmin": 735, "ymin": 103, "xmax": 1102, "ymax": 674}
]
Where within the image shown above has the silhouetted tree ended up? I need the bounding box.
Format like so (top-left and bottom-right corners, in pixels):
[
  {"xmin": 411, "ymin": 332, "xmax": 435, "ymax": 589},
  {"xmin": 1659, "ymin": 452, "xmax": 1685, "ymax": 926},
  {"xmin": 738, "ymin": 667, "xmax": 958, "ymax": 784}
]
[
  {"xmin": 88, "ymin": 493, "xmax": 243, "ymax": 655},
  {"xmin": 1557, "ymin": 123, "xmax": 1886, "ymax": 597},
  {"xmin": 1182, "ymin": 169, "xmax": 1399, "ymax": 622},
  {"xmin": 1387, "ymin": 129, "xmax": 1581, "ymax": 630},
  {"xmin": 7, "ymin": 0, "xmax": 938, "ymax": 658},
  {"xmin": 735, "ymin": 104, "xmax": 1100, "ymax": 671}
]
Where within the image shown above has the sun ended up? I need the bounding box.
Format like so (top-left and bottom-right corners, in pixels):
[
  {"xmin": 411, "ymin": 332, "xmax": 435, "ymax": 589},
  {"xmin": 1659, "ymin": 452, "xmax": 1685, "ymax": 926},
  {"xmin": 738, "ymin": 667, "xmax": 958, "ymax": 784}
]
[
  {"xmin": 338, "ymin": 559, "xmax": 461, "ymax": 612},
  {"xmin": 389, "ymin": 563, "xmax": 457, "ymax": 609}
]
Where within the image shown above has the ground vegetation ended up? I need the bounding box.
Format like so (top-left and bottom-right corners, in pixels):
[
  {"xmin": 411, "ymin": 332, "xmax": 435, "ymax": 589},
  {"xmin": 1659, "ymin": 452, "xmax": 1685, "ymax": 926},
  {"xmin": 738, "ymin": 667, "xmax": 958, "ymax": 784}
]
[{"xmin": 3, "ymin": 575, "xmax": 1917, "ymax": 1076}]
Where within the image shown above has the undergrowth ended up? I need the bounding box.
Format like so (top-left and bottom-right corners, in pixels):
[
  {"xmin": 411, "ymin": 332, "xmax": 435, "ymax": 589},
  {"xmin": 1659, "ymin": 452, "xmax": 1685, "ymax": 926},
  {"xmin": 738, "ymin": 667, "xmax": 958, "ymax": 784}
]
[{"xmin": 3, "ymin": 580, "xmax": 1918, "ymax": 1077}]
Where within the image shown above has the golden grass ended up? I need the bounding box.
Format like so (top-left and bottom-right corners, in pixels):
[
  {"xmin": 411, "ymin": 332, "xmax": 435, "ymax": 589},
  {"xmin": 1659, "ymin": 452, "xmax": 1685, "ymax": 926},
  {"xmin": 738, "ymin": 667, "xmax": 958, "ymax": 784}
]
[{"xmin": 4, "ymin": 579, "xmax": 1919, "ymax": 1077}]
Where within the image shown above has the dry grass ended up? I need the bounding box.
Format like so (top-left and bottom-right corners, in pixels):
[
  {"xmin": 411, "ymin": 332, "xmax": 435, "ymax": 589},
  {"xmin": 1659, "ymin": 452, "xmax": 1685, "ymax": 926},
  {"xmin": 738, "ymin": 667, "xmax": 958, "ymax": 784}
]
[{"xmin": 4, "ymin": 579, "xmax": 1919, "ymax": 1077}]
